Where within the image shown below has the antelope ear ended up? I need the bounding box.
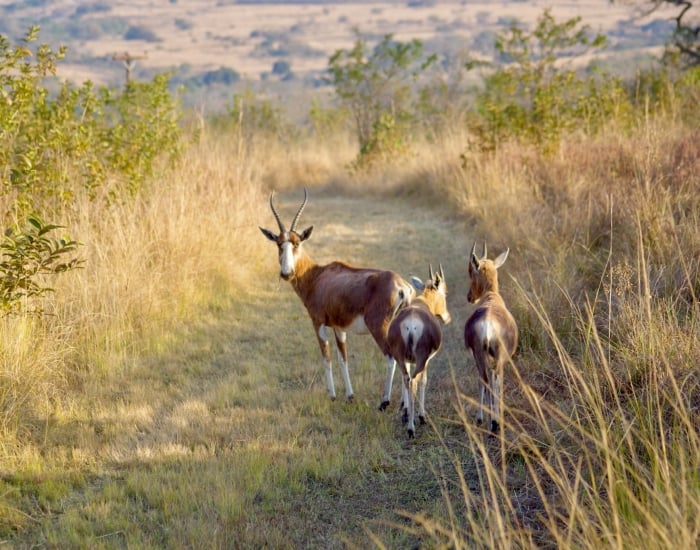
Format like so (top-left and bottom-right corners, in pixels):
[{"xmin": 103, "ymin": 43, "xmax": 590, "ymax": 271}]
[
  {"xmin": 410, "ymin": 276, "xmax": 425, "ymax": 291},
  {"xmin": 260, "ymin": 227, "xmax": 278, "ymax": 242},
  {"xmin": 470, "ymin": 253, "xmax": 480, "ymax": 272},
  {"xmin": 299, "ymin": 225, "xmax": 314, "ymax": 241},
  {"xmin": 494, "ymin": 248, "xmax": 510, "ymax": 269}
]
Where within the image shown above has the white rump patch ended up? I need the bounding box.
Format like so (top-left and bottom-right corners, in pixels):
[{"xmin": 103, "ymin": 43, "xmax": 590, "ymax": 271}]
[
  {"xmin": 401, "ymin": 317, "xmax": 425, "ymax": 351},
  {"xmin": 474, "ymin": 320, "xmax": 497, "ymax": 348}
]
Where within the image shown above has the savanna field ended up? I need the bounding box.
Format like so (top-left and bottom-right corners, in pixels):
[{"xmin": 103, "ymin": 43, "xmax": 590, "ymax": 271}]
[{"xmin": 1, "ymin": 7, "xmax": 700, "ymax": 549}]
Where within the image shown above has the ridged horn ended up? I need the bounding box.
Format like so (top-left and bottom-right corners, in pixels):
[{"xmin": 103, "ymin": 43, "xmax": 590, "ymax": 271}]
[
  {"xmin": 289, "ymin": 188, "xmax": 308, "ymax": 233},
  {"xmin": 269, "ymin": 191, "xmax": 286, "ymax": 233},
  {"xmin": 482, "ymin": 242, "xmax": 488, "ymax": 260}
]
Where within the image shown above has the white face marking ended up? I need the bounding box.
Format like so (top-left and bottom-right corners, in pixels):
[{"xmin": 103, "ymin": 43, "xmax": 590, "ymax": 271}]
[{"xmin": 280, "ymin": 240, "xmax": 295, "ymax": 277}]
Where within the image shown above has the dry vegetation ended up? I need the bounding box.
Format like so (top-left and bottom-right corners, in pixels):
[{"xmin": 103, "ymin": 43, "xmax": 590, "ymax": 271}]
[{"xmin": 0, "ymin": 96, "xmax": 697, "ymax": 548}]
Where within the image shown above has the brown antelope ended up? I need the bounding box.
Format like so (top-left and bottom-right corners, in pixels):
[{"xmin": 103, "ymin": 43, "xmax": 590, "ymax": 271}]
[
  {"xmin": 464, "ymin": 242, "xmax": 518, "ymax": 434},
  {"xmin": 387, "ymin": 265, "xmax": 451, "ymax": 439},
  {"xmin": 259, "ymin": 189, "xmax": 415, "ymax": 404}
]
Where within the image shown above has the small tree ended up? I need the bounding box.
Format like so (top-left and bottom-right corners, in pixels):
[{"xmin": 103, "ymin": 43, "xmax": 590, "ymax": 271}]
[
  {"xmin": 326, "ymin": 33, "xmax": 436, "ymax": 167},
  {"xmin": 470, "ymin": 9, "xmax": 627, "ymax": 152}
]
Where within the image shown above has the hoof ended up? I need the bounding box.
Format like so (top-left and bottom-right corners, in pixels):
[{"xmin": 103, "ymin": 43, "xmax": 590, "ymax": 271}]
[
  {"xmin": 347, "ymin": 394, "xmax": 354, "ymax": 403},
  {"xmin": 330, "ymin": 396, "xmax": 337, "ymax": 401},
  {"xmin": 476, "ymin": 417, "xmax": 483, "ymax": 426},
  {"xmin": 401, "ymin": 411, "xmax": 408, "ymax": 425},
  {"xmin": 490, "ymin": 420, "xmax": 500, "ymax": 434},
  {"xmin": 407, "ymin": 429, "xmax": 415, "ymax": 439},
  {"xmin": 378, "ymin": 400, "xmax": 390, "ymax": 411},
  {"xmin": 419, "ymin": 415, "xmax": 426, "ymax": 425}
]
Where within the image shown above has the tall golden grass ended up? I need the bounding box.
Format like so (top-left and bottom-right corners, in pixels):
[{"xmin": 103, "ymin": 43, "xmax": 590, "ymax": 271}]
[{"xmin": 0, "ymin": 112, "xmax": 697, "ymax": 547}]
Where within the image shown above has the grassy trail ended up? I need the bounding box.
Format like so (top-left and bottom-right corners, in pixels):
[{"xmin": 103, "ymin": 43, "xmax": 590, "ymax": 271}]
[{"xmin": 12, "ymin": 187, "xmax": 484, "ymax": 548}]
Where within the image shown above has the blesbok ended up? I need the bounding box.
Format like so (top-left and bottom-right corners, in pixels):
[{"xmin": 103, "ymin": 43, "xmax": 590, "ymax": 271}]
[
  {"xmin": 259, "ymin": 189, "xmax": 415, "ymax": 403},
  {"xmin": 387, "ymin": 265, "xmax": 451, "ymax": 439},
  {"xmin": 464, "ymin": 242, "xmax": 518, "ymax": 434}
]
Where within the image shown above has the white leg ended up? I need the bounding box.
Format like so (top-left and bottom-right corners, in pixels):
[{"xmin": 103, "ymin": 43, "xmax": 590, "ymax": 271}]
[
  {"xmin": 332, "ymin": 328, "xmax": 353, "ymax": 401},
  {"xmin": 406, "ymin": 374, "xmax": 416, "ymax": 438},
  {"xmin": 380, "ymin": 355, "xmax": 396, "ymax": 409},
  {"xmin": 323, "ymin": 357, "xmax": 335, "ymax": 400},
  {"xmin": 318, "ymin": 325, "xmax": 335, "ymax": 400},
  {"xmin": 336, "ymin": 348, "xmax": 353, "ymax": 400},
  {"xmin": 402, "ymin": 364, "xmax": 411, "ymax": 415},
  {"xmin": 418, "ymin": 370, "xmax": 427, "ymax": 422}
]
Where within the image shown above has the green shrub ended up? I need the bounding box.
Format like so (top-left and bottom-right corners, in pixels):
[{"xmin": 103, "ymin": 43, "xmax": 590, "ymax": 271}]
[
  {"xmin": 0, "ymin": 215, "xmax": 82, "ymax": 314},
  {"xmin": 0, "ymin": 27, "xmax": 183, "ymax": 209},
  {"xmin": 326, "ymin": 33, "xmax": 436, "ymax": 168},
  {"xmin": 227, "ymin": 88, "xmax": 296, "ymax": 142},
  {"xmin": 470, "ymin": 9, "xmax": 629, "ymax": 152}
]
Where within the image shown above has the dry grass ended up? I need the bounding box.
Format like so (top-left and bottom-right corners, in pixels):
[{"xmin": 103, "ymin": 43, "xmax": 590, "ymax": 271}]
[{"xmin": 0, "ymin": 113, "xmax": 698, "ymax": 548}]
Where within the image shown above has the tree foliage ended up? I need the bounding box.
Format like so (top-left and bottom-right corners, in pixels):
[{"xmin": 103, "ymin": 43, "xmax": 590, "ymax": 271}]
[
  {"xmin": 0, "ymin": 26, "xmax": 183, "ymax": 211},
  {"xmin": 469, "ymin": 9, "xmax": 629, "ymax": 152},
  {"xmin": 0, "ymin": 215, "xmax": 82, "ymax": 313},
  {"xmin": 326, "ymin": 33, "xmax": 436, "ymax": 168},
  {"xmin": 0, "ymin": 26, "xmax": 183, "ymax": 312}
]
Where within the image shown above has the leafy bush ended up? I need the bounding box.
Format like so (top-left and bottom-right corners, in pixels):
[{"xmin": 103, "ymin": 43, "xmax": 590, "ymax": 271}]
[
  {"xmin": 469, "ymin": 9, "xmax": 629, "ymax": 153},
  {"xmin": 0, "ymin": 27, "xmax": 183, "ymax": 208},
  {"xmin": 0, "ymin": 26, "xmax": 182, "ymax": 313},
  {"xmin": 0, "ymin": 215, "xmax": 82, "ymax": 314},
  {"xmin": 326, "ymin": 33, "xmax": 437, "ymax": 168},
  {"xmin": 227, "ymin": 88, "xmax": 296, "ymax": 142}
]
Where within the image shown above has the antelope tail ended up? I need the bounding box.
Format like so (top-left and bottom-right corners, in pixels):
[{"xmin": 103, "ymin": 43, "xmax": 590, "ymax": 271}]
[{"xmin": 392, "ymin": 288, "xmax": 409, "ymax": 320}]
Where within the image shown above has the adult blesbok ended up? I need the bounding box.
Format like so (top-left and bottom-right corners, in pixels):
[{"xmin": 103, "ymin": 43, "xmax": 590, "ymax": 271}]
[
  {"xmin": 387, "ymin": 264, "xmax": 451, "ymax": 439},
  {"xmin": 259, "ymin": 189, "xmax": 415, "ymax": 403},
  {"xmin": 464, "ymin": 242, "xmax": 518, "ymax": 434}
]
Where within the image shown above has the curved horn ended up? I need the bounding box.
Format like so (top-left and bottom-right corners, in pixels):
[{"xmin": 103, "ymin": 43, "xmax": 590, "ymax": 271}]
[
  {"xmin": 482, "ymin": 242, "xmax": 488, "ymax": 260},
  {"xmin": 429, "ymin": 263, "xmax": 435, "ymax": 281},
  {"xmin": 439, "ymin": 263, "xmax": 445, "ymax": 280},
  {"xmin": 289, "ymin": 188, "xmax": 308, "ymax": 233},
  {"xmin": 269, "ymin": 191, "xmax": 286, "ymax": 233},
  {"xmin": 470, "ymin": 242, "xmax": 478, "ymax": 262}
]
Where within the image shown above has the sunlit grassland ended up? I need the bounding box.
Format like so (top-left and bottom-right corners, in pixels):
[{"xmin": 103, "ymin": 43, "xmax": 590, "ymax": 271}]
[{"xmin": 1, "ymin": 115, "xmax": 699, "ymax": 547}]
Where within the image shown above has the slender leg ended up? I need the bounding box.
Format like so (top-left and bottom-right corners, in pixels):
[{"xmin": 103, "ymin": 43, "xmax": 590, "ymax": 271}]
[
  {"xmin": 317, "ymin": 325, "xmax": 335, "ymax": 400},
  {"xmin": 491, "ymin": 368, "xmax": 501, "ymax": 434},
  {"xmin": 477, "ymin": 373, "xmax": 487, "ymax": 426},
  {"xmin": 379, "ymin": 355, "xmax": 396, "ymax": 411},
  {"xmin": 401, "ymin": 363, "xmax": 410, "ymax": 425},
  {"xmin": 418, "ymin": 368, "xmax": 427, "ymax": 425},
  {"xmin": 333, "ymin": 328, "xmax": 353, "ymax": 401},
  {"xmin": 405, "ymin": 370, "xmax": 416, "ymax": 439}
]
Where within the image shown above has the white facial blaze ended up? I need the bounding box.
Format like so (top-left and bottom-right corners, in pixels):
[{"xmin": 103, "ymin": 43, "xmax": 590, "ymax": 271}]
[{"xmin": 279, "ymin": 238, "xmax": 295, "ymax": 277}]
